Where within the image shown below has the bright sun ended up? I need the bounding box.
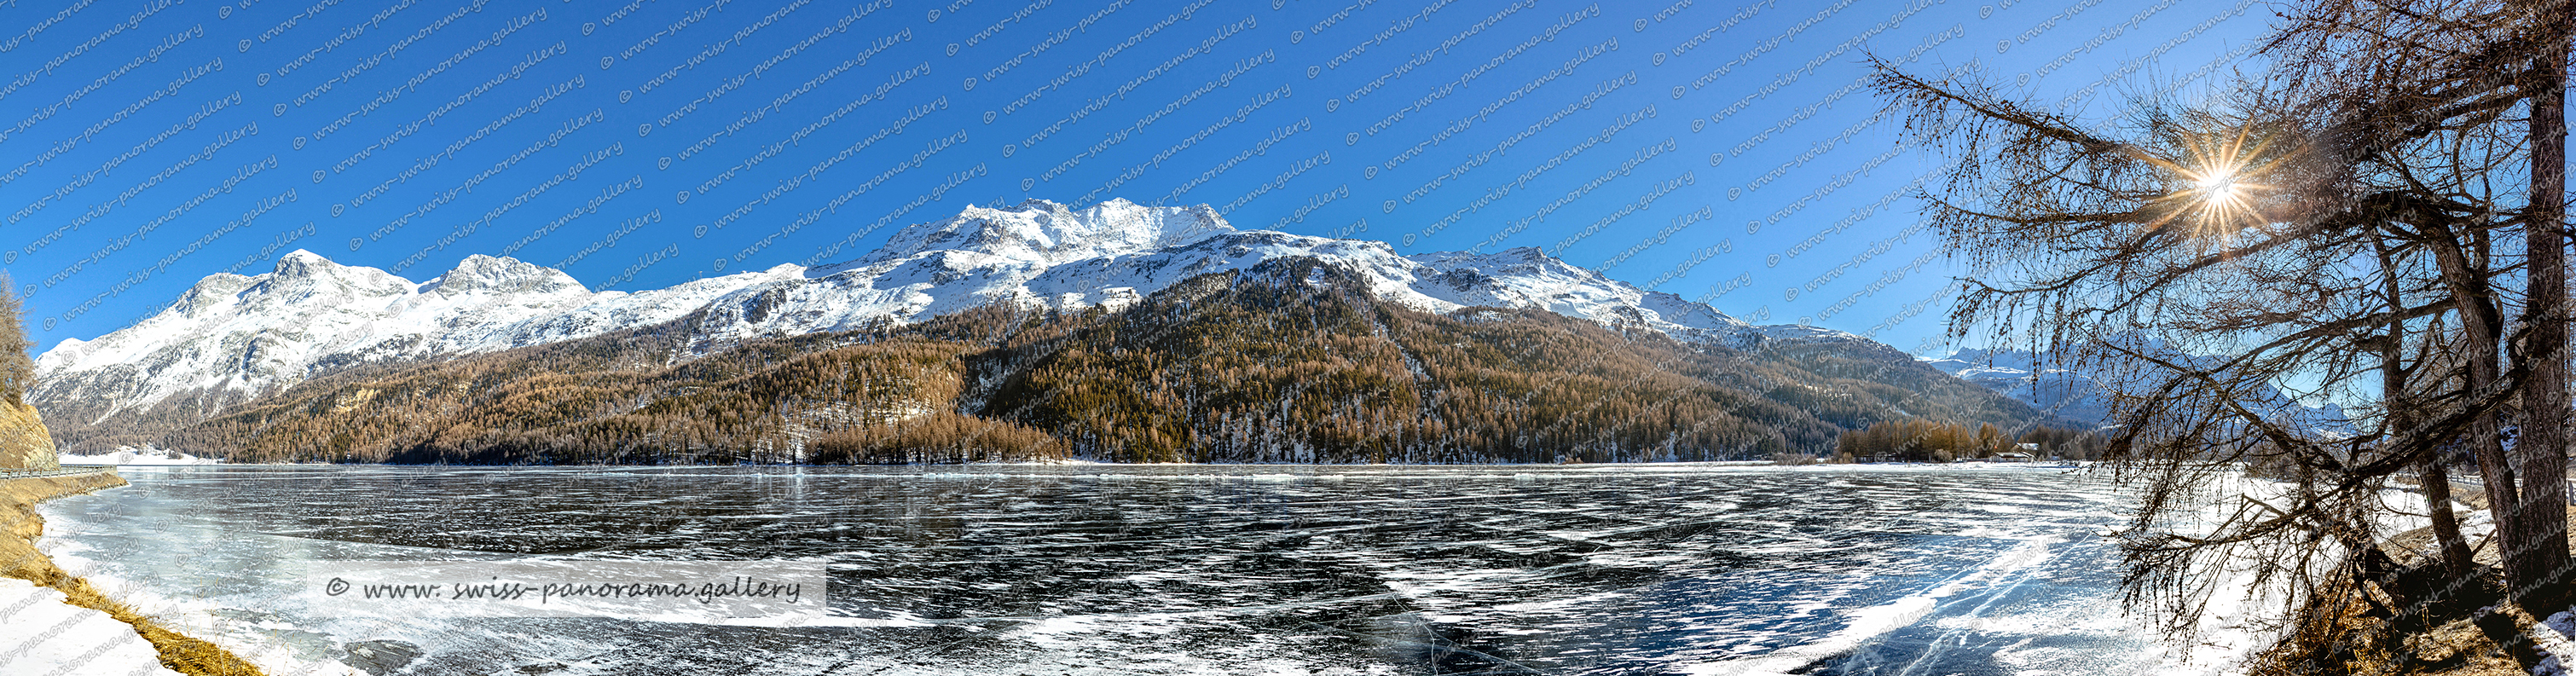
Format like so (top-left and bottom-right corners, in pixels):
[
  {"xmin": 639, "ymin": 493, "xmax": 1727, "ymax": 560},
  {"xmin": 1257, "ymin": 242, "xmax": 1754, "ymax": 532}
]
[
  {"xmin": 2147, "ymin": 125, "xmax": 2278, "ymax": 240},
  {"xmin": 2173, "ymin": 152, "xmax": 2268, "ymax": 238},
  {"xmin": 2197, "ymin": 170, "xmax": 2238, "ymax": 201}
]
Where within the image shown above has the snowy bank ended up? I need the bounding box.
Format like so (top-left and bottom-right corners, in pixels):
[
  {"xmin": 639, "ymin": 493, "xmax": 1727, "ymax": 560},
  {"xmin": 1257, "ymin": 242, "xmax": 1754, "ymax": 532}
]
[
  {"xmin": 60, "ymin": 447, "xmax": 221, "ymax": 465},
  {"xmin": 0, "ymin": 577, "xmax": 184, "ymax": 675},
  {"xmin": 5, "ymin": 470, "xmax": 268, "ymax": 675}
]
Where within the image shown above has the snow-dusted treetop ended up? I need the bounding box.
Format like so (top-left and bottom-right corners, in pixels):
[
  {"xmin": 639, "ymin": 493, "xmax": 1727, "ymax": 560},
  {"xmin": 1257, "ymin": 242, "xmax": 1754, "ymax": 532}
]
[{"xmin": 36, "ymin": 199, "xmax": 1773, "ymax": 417}]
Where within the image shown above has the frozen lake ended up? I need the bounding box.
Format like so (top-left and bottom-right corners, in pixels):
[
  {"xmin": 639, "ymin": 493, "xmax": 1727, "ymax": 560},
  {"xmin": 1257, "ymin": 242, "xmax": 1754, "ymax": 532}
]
[{"xmin": 37, "ymin": 463, "xmax": 2215, "ymax": 675}]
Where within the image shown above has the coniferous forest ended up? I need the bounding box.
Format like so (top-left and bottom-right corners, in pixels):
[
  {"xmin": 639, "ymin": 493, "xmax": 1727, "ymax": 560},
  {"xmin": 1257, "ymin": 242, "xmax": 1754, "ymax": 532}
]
[{"xmin": 68, "ymin": 259, "xmax": 2062, "ymax": 465}]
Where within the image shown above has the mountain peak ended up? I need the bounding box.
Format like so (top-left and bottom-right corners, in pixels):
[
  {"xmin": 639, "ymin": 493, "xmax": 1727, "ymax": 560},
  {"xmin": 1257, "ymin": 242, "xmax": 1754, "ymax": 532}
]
[
  {"xmin": 1402, "ymin": 246, "xmax": 1751, "ymax": 341},
  {"xmin": 862, "ymin": 199, "xmax": 1233, "ymax": 267},
  {"xmin": 427, "ymin": 254, "xmax": 587, "ymax": 296},
  {"xmin": 173, "ymin": 272, "xmax": 256, "ymax": 315},
  {"xmin": 38, "ymin": 199, "xmax": 1779, "ymax": 425},
  {"xmin": 272, "ymin": 249, "xmax": 340, "ymax": 277}
]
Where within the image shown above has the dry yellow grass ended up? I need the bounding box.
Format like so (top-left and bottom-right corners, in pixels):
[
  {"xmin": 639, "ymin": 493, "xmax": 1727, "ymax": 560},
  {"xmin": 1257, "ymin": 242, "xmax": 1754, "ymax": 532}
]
[
  {"xmin": 2240, "ymin": 520, "xmax": 2576, "ymax": 676},
  {"xmin": 3, "ymin": 470, "xmax": 268, "ymax": 676},
  {"xmin": 2240, "ymin": 579, "xmax": 2528, "ymax": 676}
]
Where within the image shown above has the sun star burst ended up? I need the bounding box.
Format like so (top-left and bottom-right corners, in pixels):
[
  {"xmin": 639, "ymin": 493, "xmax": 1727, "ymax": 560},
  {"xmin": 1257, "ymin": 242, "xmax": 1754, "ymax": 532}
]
[{"xmin": 2158, "ymin": 126, "xmax": 2281, "ymax": 241}]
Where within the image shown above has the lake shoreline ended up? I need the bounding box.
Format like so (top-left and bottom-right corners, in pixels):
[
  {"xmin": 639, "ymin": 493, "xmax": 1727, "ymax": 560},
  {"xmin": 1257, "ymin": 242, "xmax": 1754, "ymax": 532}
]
[
  {"xmin": 2, "ymin": 468, "xmax": 265, "ymax": 675},
  {"xmin": 71, "ymin": 457, "xmax": 2086, "ymax": 470}
]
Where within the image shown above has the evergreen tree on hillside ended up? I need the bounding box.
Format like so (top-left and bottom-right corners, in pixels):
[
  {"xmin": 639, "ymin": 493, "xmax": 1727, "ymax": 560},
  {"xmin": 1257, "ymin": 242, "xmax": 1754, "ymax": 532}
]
[{"xmin": 0, "ymin": 275, "xmax": 29, "ymax": 406}]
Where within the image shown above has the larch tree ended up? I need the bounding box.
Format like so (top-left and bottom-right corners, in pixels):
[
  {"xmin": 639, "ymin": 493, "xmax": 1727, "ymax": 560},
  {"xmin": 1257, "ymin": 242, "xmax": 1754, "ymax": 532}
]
[
  {"xmin": 0, "ymin": 274, "xmax": 31, "ymax": 407},
  {"xmin": 1872, "ymin": 0, "xmax": 2576, "ymax": 657},
  {"xmin": 2515, "ymin": 0, "xmax": 2575, "ymax": 610},
  {"xmin": 2253, "ymin": 0, "xmax": 2573, "ymax": 612}
]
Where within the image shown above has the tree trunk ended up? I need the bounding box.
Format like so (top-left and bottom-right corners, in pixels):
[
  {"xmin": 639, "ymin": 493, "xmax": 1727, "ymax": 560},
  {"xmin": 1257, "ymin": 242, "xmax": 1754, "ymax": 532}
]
[
  {"xmin": 2516, "ymin": 0, "xmax": 2576, "ymax": 610},
  {"xmin": 2423, "ymin": 457, "xmax": 2475, "ymax": 573},
  {"xmin": 2385, "ymin": 237, "xmax": 2477, "ymax": 580},
  {"xmin": 2427, "ymin": 228, "xmax": 2526, "ymax": 561}
]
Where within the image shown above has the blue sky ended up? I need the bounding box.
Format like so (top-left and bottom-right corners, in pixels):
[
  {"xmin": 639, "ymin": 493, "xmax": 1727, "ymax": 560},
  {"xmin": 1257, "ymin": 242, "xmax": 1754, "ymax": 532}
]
[{"xmin": 0, "ymin": 0, "xmax": 2272, "ymax": 355}]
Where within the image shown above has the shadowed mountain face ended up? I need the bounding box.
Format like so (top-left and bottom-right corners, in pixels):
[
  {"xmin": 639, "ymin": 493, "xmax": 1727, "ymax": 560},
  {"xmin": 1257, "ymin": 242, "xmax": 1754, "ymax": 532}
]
[
  {"xmin": 141, "ymin": 258, "xmax": 2056, "ymax": 465},
  {"xmin": 970, "ymin": 259, "xmax": 2054, "ymax": 463}
]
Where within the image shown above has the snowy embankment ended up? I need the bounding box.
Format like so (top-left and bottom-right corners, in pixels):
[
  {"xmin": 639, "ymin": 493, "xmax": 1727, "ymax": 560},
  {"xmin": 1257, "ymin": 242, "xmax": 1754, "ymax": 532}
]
[
  {"xmin": 0, "ymin": 578, "xmax": 183, "ymax": 675},
  {"xmin": 1, "ymin": 471, "xmax": 185, "ymax": 676},
  {"xmin": 2204, "ymin": 471, "xmax": 2576, "ymax": 675},
  {"xmin": 58, "ymin": 446, "xmax": 220, "ymax": 465},
  {"xmin": 2152, "ymin": 471, "xmax": 2289, "ymax": 676},
  {"xmin": 2540, "ymin": 610, "xmax": 2576, "ymax": 675}
]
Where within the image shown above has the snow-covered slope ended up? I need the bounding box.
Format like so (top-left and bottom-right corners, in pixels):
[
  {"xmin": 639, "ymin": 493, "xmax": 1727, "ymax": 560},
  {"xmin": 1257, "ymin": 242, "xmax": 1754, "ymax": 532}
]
[
  {"xmin": 1925, "ymin": 346, "xmax": 2351, "ymax": 432},
  {"xmin": 37, "ymin": 199, "xmax": 1761, "ymax": 419},
  {"xmin": 32, "ymin": 251, "xmax": 794, "ymax": 419},
  {"xmin": 1921, "ymin": 349, "xmax": 2114, "ymax": 425},
  {"xmin": 690, "ymin": 201, "xmax": 1757, "ymax": 345}
]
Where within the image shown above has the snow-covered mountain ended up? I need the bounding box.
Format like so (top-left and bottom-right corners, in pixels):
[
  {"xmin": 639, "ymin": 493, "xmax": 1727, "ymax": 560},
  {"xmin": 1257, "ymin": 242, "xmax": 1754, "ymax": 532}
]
[
  {"xmin": 1923, "ymin": 346, "xmax": 2352, "ymax": 433},
  {"xmin": 685, "ymin": 199, "xmax": 1752, "ymax": 346},
  {"xmin": 1920, "ymin": 348, "xmax": 2115, "ymax": 425},
  {"xmin": 32, "ymin": 251, "xmax": 794, "ymax": 421},
  {"xmin": 36, "ymin": 199, "xmax": 1769, "ymax": 421}
]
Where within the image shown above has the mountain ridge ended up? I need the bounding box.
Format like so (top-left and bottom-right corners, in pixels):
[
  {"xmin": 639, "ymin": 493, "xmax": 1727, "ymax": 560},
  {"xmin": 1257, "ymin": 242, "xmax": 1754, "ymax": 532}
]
[
  {"xmin": 36, "ymin": 200, "xmax": 1771, "ymax": 425},
  {"xmin": 147, "ymin": 257, "xmax": 2059, "ymax": 464},
  {"xmin": 32, "ymin": 199, "xmax": 2037, "ymax": 458},
  {"xmin": 1923, "ymin": 345, "xmax": 2353, "ymax": 433}
]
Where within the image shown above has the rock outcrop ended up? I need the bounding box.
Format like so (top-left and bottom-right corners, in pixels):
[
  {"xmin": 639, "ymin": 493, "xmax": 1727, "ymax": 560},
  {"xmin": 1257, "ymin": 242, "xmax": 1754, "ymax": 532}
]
[{"xmin": 0, "ymin": 401, "xmax": 58, "ymax": 471}]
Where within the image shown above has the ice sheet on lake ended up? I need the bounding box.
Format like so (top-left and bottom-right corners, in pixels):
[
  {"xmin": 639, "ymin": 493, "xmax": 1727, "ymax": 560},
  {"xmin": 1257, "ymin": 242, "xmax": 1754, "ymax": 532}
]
[{"xmin": 34, "ymin": 463, "xmax": 2214, "ymax": 675}]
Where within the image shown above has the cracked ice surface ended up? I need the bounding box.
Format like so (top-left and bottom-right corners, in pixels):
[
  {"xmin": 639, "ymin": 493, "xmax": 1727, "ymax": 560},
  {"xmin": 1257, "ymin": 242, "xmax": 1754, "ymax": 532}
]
[{"xmin": 36, "ymin": 464, "xmax": 2237, "ymax": 675}]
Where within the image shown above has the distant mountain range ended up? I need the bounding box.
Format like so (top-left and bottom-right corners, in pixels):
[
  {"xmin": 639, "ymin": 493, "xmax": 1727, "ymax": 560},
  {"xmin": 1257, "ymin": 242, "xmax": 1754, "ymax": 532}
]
[
  {"xmin": 1922, "ymin": 345, "xmax": 2353, "ymax": 434},
  {"xmin": 32, "ymin": 199, "xmax": 2068, "ymax": 461},
  {"xmin": 1920, "ymin": 348, "xmax": 2116, "ymax": 426}
]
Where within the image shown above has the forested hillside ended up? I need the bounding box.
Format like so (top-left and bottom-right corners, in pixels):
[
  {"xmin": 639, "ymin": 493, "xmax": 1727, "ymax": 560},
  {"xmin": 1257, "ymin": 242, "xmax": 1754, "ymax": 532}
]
[{"xmin": 119, "ymin": 258, "xmax": 2057, "ymax": 464}]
